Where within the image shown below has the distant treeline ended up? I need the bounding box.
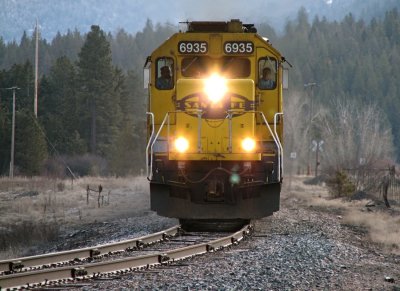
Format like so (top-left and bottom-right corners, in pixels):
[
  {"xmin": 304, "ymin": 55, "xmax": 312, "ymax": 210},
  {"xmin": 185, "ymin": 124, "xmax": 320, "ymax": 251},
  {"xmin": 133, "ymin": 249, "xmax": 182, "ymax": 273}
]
[
  {"xmin": 0, "ymin": 22, "xmax": 176, "ymax": 176},
  {"xmin": 0, "ymin": 20, "xmax": 175, "ymax": 75},
  {"xmin": 0, "ymin": 9, "xmax": 399, "ymax": 176},
  {"xmin": 273, "ymin": 8, "xmax": 400, "ymax": 161}
]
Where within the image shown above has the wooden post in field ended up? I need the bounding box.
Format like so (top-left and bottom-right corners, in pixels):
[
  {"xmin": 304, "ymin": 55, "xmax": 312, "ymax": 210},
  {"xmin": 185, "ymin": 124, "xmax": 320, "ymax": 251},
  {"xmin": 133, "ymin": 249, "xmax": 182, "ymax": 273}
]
[
  {"xmin": 382, "ymin": 179, "xmax": 390, "ymax": 208},
  {"xmin": 87, "ymin": 185, "xmax": 90, "ymax": 205},
  {"xmin": 382, "ymin": 174, "xmax": 390, "ymax": 208},
  {"xmin": 97, "ymin": 185, "xmax": 103, "ymax": 208}
]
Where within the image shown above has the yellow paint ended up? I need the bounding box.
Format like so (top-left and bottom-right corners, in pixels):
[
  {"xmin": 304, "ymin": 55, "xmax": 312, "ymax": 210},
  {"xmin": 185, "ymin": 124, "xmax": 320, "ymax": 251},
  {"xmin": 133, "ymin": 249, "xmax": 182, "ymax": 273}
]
[{"xmin": 148, "ymin": 27, "xmax": 284, "ymax": 161}]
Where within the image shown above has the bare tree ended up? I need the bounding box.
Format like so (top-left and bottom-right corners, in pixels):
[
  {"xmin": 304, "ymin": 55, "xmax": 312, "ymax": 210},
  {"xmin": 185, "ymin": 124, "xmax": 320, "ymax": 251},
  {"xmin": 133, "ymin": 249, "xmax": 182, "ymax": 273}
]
[
  {"xmin": 317, "ymin": 99, "xmax": 394, "ymax": 172},
  {"xmin": 283, "ymin": 92, "xmax": 324, "ymax": 179}
]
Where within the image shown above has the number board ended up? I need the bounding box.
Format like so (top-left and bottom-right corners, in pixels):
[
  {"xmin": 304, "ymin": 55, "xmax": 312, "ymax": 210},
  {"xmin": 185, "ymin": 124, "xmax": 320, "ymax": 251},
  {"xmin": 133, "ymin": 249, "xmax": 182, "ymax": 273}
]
[
  {"xmin": 178, "ymin": 41, "xmax": 208, "ymax": 54},
  {"xmin": 224, "ymin": 41, "xmax": 254, "ymax": 54}
]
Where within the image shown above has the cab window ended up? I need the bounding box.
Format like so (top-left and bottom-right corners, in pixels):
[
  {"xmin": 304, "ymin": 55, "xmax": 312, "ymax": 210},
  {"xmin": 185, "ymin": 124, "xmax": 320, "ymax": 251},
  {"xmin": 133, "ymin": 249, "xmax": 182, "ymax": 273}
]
[
  {"xmin": 258, "ymin": 57, "xmax": 277, "ymax": 90},
  {"xmin": 156, "ymin": 58, "xmax": 174, "ymax": 90},
  {"xmin": 181, "ymin": 56, "xmax": 250, "ymax": 78}
]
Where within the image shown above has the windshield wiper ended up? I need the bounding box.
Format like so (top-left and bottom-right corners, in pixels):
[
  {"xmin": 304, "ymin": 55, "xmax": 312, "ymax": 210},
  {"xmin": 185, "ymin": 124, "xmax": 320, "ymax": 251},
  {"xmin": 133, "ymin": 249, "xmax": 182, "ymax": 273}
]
[{"xmin": 182, "ymin": 57, "xmax": 198, "ymax": 73}]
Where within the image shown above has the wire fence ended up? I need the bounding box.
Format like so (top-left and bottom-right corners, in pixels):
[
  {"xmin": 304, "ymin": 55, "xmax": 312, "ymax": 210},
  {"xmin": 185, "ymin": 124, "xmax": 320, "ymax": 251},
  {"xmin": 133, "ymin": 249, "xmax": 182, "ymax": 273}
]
[{"xmin": 344, "ymin": 166, "xmax": 400, "ymax": 203}]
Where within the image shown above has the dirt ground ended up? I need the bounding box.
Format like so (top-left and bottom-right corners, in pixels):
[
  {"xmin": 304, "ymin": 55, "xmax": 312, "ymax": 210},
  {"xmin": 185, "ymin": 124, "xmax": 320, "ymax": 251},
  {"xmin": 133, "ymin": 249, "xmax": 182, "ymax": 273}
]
[
  {"xmin": 0, "ymin": 176, "xmax": 177, "ymax": 259},
  {"xmin": 286, "ymin": 175, "xmax": 400, "ymax": 255},
  {"xmin": 0, "ymin": 175, "xmax": 399, "ymax": 289}
]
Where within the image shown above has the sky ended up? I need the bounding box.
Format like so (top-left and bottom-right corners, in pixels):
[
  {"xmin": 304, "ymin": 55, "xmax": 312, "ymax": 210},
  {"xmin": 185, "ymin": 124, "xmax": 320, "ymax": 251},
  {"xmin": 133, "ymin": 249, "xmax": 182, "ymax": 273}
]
[
  {"xmin": 1, "ymin": 0, "xmax": 397, "ymax": 42},
  {"xmin": 0, "ymin": 0, "xmax": 334, "ymax": 41}
]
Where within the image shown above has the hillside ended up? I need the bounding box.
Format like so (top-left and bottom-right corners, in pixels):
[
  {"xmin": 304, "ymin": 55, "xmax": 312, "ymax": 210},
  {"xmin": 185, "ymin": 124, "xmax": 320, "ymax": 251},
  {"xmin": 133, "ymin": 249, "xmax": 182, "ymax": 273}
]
[{"xmin": 1, "ymin": 0, "xmax": 399, "ymax": 42}]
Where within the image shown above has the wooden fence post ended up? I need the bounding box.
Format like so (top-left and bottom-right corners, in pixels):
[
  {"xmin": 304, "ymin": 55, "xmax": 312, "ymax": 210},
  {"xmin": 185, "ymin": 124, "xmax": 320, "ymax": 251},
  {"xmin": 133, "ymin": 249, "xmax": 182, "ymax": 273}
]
[
  {"xmin": 97, "ymin": 184, "xmax": 103, "ymax": 208},
  {"xmin": 382, "ymin": 175, "xmax": 390, "ymax": 208},
  {"xmin": 86, "ymin": 185, "xmax": 90, "ymax": 205}
]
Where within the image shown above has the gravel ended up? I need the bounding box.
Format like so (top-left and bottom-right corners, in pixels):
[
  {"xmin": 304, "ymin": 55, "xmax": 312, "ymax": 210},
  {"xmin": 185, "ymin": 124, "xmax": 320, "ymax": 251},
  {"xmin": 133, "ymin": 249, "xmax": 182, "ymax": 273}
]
[
  {"xmin": 35, "ymin": 212, "xmax": 178, "ymax": 255},
  {"xmin": 77, "ymin": 193, "xmax": 400, "ymax": 290},
  {"xmin": 6, "ymin": 179, "xmax": 399, "ymax": 290}
]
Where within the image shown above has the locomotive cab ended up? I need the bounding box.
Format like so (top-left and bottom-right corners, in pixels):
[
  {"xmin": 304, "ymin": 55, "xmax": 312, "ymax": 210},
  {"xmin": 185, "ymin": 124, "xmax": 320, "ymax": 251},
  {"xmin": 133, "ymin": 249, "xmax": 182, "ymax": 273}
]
[{"xmin": 145, "ymin": 20, "xmax": 286, "ymax": 231}]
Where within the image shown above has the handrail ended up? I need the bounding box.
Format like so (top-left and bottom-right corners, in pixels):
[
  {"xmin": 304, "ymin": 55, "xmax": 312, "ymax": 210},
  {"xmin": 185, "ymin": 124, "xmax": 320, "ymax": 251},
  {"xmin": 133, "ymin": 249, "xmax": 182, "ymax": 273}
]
[
  {"xmin": 226, "ymin": 110, "xmax": 283, "ymax": 182},
  {"xmin": 258, "ymin": 112, "xmax": 282, "ymax": 182},
  {"xmin": 148, "ymin": 113, "xmax": 169, "ymax": 180},
  {"xmin": 227, "ymin": 111, "xmax": 233, "ymax": 153},
  {"xmin": 274, "ymin": 112, "xmax": 284, "ymax": 180},
  {"xmin": 146, "ymin": 110, "xmax": 283, "ymax": 183},
  {"xmin": 197, "ymin": 111, "xmax": 203, "ymax": 153},
  {"xmin": 146, "ymin": 112, "xmax": 155, "ymax": 179}
]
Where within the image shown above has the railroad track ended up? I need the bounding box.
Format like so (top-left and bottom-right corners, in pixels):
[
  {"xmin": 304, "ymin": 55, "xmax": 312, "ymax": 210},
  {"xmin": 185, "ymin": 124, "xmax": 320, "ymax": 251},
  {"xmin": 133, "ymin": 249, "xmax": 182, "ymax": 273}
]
[
  {"xmin": 0, "ymin": 225, "xmax": 181, "ymax": 275},
  {"xmin": 0, "ymin": 224, "xmax": 253, "ymax": 290}
]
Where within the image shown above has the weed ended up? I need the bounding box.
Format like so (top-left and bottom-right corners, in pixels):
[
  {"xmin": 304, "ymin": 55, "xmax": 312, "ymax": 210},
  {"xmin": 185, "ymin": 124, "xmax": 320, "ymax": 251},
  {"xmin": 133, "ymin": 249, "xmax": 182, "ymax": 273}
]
[{"xmin": 326, "ymin": 170, "xmax": 356, "ymax": 198}]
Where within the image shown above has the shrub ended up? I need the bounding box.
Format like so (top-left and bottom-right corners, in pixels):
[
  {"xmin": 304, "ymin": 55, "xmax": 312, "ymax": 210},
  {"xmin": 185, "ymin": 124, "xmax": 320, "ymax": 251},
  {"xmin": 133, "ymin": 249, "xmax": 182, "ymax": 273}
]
[
  {"xmin": 0, "ymin": 221, "xmax": 59, "ymax": 252},
  {"xmin": 57, "ymin": 182, "xmax": 65, "ymax": 191},
  {"xmin": 42, "ymin": 158, "xmax": 66, "ymax": 178},
  {"xmin": 66, "ymin": 154, "xmax": 108, "ymax": 176},
  {"xmin": 326, "ymin": 170, "xmax": 356, "ymax": 198},
  {"xmin": 42, "ymin": 154, "xmax": 109, "ymax": 178}
]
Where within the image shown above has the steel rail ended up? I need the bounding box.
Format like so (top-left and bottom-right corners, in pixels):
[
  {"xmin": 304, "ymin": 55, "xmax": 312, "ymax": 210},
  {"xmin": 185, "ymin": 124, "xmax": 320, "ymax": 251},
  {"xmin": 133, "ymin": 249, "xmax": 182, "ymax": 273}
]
[
  {"xmin": 0, "ymin": 224, "xmax": 253, "ymax": 290},
  {"xmin": 0, "ymin": 225, "xmax": 180, "ymax": 274}
]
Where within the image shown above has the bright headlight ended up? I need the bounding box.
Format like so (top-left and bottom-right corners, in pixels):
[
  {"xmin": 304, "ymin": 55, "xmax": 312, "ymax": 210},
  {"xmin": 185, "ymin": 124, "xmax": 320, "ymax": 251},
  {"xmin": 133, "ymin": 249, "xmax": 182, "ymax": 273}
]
[
  {"xmin": 241, "ymin": 137, "xmax": 256, "ymax": 152},
  {"xmin": 204, "ymin": 74, "xmax": 227, "ymax": 103},
  {"xmin": 174, "ymin": 137, "xmax": 189, "ymax": 153}
]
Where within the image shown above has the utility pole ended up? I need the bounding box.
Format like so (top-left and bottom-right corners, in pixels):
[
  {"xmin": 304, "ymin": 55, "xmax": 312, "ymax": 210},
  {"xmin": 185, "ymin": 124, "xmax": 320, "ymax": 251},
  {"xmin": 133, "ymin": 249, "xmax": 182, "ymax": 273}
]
[
  {"xmin": 6, "ymin": 86, "xmax": 20, "ymax": 179},
  {"xmin": 304, "ymin": 82, "xmax": 317, "ymax": 176},
  {"xmin": 312, "ymin": 140, "xmax": 324, "ymax": 177},
  {"xmin": 34, "ymin": 19, "xmax": 39, "ymax": 117}
]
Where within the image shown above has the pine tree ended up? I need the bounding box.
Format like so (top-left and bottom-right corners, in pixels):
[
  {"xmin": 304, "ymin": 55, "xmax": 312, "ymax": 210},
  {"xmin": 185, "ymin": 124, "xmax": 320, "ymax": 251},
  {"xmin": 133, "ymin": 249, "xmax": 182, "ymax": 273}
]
[
  {"xmin": 108, "ymin": 69, "xmax": 146, "ymax": 175},
  {"xmin": 0, "ymin": 37, "xmax": 5, "ymax": 65},
  {"xmin": 0, "ymin": 103, "xmax": 10, "ymax": 174},
  {"xmin": 77, "ymin": 25, "xmax": 121, "ymax": 157},
  {"xmin": 14, "ymin": 110, "xmax": 48, "ymax": 175},
  {"xmin": 41, "ymin": 56, "xmax": 86, "ymax": 154},
  {"xmin": 109, "ymin": 120, "xmax": 140, "ymax": 176}
]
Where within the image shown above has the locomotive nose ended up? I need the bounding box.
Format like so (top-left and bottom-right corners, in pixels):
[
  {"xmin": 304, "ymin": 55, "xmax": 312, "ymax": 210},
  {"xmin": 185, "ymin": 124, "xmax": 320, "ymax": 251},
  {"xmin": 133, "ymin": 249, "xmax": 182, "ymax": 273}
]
[
  {"xmin": 204, "ymin": 74, "xmax": 227, "ymax": 103},
  {"xmin": 176, "ymin": 78, "xmax": 255, "ymax": 113},
  {"xmin": 173, "ymin": 78, "xmax": 257, "ymax": 158}
]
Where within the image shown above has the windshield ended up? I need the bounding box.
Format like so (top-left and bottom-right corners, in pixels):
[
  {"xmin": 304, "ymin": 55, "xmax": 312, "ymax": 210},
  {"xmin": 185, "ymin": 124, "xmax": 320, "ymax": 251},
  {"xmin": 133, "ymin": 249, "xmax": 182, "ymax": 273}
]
[{"xmin": 181, "ymin": 56, "xmax": 250, "ymax": 78}]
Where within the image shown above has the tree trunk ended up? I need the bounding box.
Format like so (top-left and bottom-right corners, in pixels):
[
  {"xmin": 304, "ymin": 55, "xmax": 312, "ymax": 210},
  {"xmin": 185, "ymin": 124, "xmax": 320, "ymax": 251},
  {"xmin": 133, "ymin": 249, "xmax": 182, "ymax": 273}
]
[{"xmin": 382, "ymin": 176, "xmax": 391, "ymax": 208}]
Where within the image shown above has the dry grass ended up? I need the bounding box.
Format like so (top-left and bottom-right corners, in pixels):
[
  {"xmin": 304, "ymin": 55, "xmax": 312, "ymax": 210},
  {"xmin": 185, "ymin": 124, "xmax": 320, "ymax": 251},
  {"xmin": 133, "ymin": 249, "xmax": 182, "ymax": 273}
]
[
  {"xmin": 1, "ymin": 175, "xmax": 399, "ymax": 258},
  {"xmin": 284, "ymin": 175, "xmax": 400, "ymax": 254},
  {"xmin": 343, "ymin": 211, "xmax": 400, "ymax": 254},
  {"xmin": 0, "ymin": 175, "xmax": 150, "ymax": 259}
]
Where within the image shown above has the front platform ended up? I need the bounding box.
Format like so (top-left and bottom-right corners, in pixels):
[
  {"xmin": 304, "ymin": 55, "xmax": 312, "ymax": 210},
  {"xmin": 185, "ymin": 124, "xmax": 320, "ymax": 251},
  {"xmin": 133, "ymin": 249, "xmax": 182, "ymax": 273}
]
[{"xmin": 150, "ymin": 182, "xmax": 281, "ymax": 219}]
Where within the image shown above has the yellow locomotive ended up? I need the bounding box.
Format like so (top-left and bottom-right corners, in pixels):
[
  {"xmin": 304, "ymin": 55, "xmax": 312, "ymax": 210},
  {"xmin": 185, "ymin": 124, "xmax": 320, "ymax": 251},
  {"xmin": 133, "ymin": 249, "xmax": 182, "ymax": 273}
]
[{"xmin": 144, "ymin": 20, "xmax": 287, "ymax": 230}]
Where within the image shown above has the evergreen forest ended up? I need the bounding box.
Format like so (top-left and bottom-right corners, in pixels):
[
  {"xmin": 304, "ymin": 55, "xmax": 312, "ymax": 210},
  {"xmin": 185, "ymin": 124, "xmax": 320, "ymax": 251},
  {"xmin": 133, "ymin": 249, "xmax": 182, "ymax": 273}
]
[{"xmin": 0, "ymin": 8, "xmax": 399, "ymax": 177}]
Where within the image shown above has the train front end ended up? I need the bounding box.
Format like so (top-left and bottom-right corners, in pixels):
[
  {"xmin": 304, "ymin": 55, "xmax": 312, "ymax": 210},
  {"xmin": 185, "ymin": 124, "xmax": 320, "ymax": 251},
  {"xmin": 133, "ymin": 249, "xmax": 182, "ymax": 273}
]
[{"xmin": 145, "ymin": 20, "xmax": 287, "ymax": 229}]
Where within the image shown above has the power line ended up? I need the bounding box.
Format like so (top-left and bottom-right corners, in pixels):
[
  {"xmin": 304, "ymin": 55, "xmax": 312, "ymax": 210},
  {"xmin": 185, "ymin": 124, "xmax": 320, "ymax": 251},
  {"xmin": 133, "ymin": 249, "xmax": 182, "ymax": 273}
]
[{"xmin": 28, "ymin": 114, "xmax": 77, "ymax": 180}]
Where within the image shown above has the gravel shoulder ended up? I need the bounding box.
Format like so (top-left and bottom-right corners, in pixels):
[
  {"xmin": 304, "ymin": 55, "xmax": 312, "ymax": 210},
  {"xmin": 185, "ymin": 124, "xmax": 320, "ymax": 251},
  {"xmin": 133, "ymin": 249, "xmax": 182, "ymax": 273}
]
[{"xmin": 86, "ymin": 178, "xmax": 400, "ymax": 290}]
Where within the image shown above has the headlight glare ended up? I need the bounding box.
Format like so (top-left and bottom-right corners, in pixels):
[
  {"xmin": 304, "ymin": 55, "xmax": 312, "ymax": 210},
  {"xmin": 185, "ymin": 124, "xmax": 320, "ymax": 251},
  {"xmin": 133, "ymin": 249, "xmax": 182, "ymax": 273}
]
[
  {"xmin": 174, "ymin": 137, "xmax": 189, "ymax": 153},
  {"xmin": 241, "ymin": 137, "xmax": 256, "ymax": 152},
  {"xmin": 204, "ymin": 74, "xmax": 227, "ymax": 103}
]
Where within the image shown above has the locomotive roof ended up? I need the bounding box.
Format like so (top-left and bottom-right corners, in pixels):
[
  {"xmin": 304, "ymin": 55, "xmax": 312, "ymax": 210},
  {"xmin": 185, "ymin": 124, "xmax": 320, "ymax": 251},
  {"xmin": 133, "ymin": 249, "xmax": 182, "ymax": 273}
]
[
  {"xmin": 185, "ymin": 19, "xmax": 257, "ymax": 33},
  {"xmin": 148, "ymin": 19, "xmax": 284, "ymax": 62}
]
